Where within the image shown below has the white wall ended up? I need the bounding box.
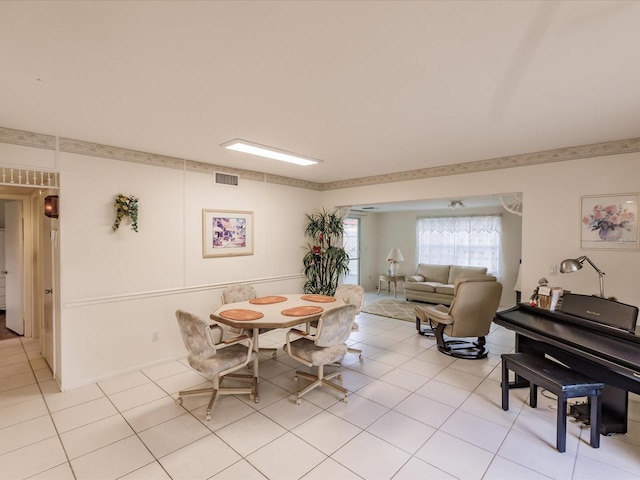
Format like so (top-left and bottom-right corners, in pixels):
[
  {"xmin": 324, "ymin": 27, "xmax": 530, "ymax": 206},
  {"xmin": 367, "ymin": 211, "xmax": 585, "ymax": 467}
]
[{"xmin": 56, "ymin": 152, "xmax": 322, "ymax": 388}]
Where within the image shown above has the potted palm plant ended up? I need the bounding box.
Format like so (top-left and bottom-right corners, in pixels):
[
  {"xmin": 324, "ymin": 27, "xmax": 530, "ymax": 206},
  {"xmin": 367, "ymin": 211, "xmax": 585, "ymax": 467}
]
[{"xmin": 302, "ymin": 208, "xmax": 350, "ymax": 295}]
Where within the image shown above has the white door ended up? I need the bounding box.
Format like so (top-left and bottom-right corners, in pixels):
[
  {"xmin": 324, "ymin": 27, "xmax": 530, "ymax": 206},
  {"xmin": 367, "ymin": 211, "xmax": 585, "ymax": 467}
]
[
  {"xmin": 0, "ymin": 230, "xmax": 6, "ymax": 310},
  {"xmin": 5, "ymin": 201, "xmax": 23, "ymax": 335}
]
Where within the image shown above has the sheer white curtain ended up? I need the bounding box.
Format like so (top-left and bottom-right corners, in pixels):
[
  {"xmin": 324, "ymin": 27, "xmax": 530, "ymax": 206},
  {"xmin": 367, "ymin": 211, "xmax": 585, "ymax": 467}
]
[{"xmin": 416, "ymin": 215, "xmax": 502, "ymax": 275}]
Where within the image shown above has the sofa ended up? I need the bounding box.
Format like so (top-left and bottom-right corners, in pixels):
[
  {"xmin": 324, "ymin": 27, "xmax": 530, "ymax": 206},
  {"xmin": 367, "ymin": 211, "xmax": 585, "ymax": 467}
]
[{"xmin": 404, "ymin": 263, "xmax": 489, "ymax": 305}]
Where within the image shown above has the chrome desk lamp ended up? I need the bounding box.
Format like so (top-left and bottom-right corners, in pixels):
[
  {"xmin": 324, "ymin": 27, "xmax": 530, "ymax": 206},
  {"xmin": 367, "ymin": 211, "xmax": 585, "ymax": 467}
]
[{"xmin": 559, "ymin": 256, "xmax": 605, "ymax": 298}]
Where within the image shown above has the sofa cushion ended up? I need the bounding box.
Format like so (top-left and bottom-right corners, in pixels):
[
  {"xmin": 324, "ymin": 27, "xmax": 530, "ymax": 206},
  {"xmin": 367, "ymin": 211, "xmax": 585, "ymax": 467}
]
[
  {"xmin": 448, "ymin": 266, "xmax": 487, "ymax": 284},
  {"xmin": 404, "ymin": 281, "xmax": 438, "ymax": 293},
  {"xmin": 416, "ymin": 264, "xmax": 450, "ymax": 284},
  {"xmin": 435, "ymin": 284, "xmax": 455, "ymax": 295},
  {"xmin": 405, "ymin": 275, "xmax": 425, "ymax": 283}
]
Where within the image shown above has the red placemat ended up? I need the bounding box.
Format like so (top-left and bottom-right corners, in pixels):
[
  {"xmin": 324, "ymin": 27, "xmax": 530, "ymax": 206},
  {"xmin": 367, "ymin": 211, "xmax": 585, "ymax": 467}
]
[
  {"xmin": 300, "ymin": 294, "xmax": 336, "ymax": 303},
  {"xmin": 249, "ymin": 295, "xmax": 288, "ymax": 305},
  {"xmin": 218, "ymin": 309, "xmax": 264, "ymax": 321},
  {"xmin": 281, "ymin": 306, "xmax": 324, "ymax": 317}
]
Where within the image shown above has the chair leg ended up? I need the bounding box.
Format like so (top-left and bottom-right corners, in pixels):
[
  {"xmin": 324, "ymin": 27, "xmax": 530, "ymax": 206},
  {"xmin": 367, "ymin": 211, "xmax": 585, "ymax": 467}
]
[
  {"xmin": 416, "ymin": 316, "xmax": 436, "ymax": 337},
  {"xmin": 293, "ymin": 365, "xmax": 348, "ymax": 404},
  {"xmin": 589, "ymin": 394, "xmax": 601, "ymax": 448},
  {"xmin": 348, "ymin": 346, "xmax": 363, "ymax": 360},
  {"xmin": 176, "ymin": 386, "xmax": 219, "ymax": 421},
  {"xmin": 435, "ymin": 323, "xmax": 488, "ymax": 359},
  {"xmin": 293, "ymin": 371, "xmax": 323, "ymax": 404},
  {"xmin": 176, "ymin": 386, "xmax": 214, "ymax": 406},
  {"xmin": 176, "ymin": 373, "xmax": 257, "ymax": 421},
  {"xmin": 205, "ymin": 388, "xmax": 218, "ymax": 421},
  {"xmin": 435, "ymin": 323, "xmax": 447, "ymax": 349},
  {"xmin": 501, "ymin": 361, "xmax": 509, "ymax": 411},
  {"xmin": 251, "ymin": 375, "xmax": 259, "ymax": 403},
  {"xmin": 222, "ymin": 373, "xmax": 259, "ymax": 403},
  {"xmin": 260, "ymin": 347, "xmax": 278, "ymax": 359},
  {"xmin": 246, "ymin": 347, "xmax": 278, "ymax": 366},
  {"xmin": 322, "ymin": 370, "xmax": 348, "ymax": 398},
  {"xmin": 556, "ymin": 396, "xmax": 568, "ymax": 453}
]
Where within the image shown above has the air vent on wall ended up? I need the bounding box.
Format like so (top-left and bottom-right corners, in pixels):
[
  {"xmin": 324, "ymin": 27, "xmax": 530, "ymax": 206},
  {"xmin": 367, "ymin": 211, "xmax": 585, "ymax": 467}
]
[{"xmin": 214, "ymin": 172, "xmax": 239, "ymax": 187}]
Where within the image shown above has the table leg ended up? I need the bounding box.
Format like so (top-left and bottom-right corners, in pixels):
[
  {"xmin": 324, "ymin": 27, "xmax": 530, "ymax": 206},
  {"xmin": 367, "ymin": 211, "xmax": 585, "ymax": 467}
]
[
  {"xmin": 377, "ymin": 279, "xmax": 382, "ymax": 295},
  {"xmin": 251, "ymin": 327, "xmax": 260, "ymax": 386}
]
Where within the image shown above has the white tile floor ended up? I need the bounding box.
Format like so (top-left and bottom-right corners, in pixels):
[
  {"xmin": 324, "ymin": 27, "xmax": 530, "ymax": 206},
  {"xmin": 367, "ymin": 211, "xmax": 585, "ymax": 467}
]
[{"xmin": 1, "ymin": 293, "xmax": 640, "ymax": 480}]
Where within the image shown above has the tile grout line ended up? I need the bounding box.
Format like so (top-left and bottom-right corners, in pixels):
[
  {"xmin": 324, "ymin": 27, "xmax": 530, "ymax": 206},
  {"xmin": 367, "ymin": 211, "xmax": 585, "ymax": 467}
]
[
  {"xmin": 95, "ymin": 378, "xmax": 172, "ymax": 480},
  {"xmin": 13, "ymin": 337, "xmax": 75, "ymax": 480}
]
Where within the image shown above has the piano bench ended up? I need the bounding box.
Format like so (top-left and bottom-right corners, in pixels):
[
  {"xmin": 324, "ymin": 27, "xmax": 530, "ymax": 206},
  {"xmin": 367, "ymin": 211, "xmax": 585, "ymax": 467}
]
[{"xmin": 501, "ymin": 353, "xmax": 604, "ymax": 453}]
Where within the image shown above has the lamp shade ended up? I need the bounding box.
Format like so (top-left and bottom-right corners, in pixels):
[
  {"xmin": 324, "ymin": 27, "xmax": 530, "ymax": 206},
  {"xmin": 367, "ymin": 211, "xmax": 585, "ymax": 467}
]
[
  {"xmin": 44, "ymin": 195, "xmax": 59, "ymax": 218},
  {"xmin": 386, "ymin": 248, "xmax": 405, "ymax": 262},
  {"xmin": 560, "ymin": 258, "xmax": 583, "ymax": 273}
]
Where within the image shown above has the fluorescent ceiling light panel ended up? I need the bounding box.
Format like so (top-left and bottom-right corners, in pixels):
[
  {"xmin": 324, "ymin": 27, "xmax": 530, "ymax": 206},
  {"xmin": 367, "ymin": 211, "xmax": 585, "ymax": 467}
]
[{"xmin": 221, "ymin": 139, "xmax": 320, "ymax": 166}]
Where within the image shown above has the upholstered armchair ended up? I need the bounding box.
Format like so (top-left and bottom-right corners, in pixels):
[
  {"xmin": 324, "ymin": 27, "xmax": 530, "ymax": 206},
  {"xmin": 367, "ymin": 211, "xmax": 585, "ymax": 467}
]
[
  {"xmin": 414, "ymin": 276, "xmax": 503, "ymax": 359},
  {"xmin": 174, "ymin": 310, "xmax": 258, "ymax": 420},
  {"xmin": 285, "ymin": 304, "xmax": 356, "ymax": 404},
  {"xmin": 334, "ymin": 284, "xmax": 365, "ymax": 360},
  {"xmin": 221, "ymin": 284, "xmax": 278, "ymax": 358}
]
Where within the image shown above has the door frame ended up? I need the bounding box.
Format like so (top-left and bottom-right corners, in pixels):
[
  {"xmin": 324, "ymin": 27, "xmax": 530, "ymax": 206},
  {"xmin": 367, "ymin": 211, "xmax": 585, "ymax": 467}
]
[{"xmin": 38, "ymin": 188, "xmax": 59, "ymax": 373}]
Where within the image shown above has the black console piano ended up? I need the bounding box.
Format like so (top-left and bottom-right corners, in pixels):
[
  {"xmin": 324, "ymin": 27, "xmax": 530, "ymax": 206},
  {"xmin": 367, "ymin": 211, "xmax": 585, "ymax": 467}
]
[{"xmin": 495, "ymin": 293, "xmax": 640, "ymax": 435}]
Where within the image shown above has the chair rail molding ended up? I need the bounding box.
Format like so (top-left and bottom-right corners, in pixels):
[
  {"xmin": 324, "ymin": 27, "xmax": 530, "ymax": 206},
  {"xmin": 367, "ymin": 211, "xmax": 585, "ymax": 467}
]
[{"xmin": 63, "ymin": 274, "xmax": 305, "ymax": 309}]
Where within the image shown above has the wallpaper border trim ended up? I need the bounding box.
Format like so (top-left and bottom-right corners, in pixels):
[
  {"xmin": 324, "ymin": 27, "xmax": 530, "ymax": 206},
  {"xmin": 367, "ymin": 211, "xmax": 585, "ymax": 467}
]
[
  {"xmin": 2, "ymin": 126, "xmax": 640, "ymax": 191},
  {"xmin": 0, "ymin": 127, "xmax": 56, "ymax": 150},
  {"xmin": 319, "ymin": 137, "xmax": 640, "ymax": 190}
]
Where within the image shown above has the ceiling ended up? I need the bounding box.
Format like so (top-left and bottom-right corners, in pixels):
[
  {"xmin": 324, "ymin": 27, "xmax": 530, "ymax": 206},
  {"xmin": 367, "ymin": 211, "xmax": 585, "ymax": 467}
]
[{"xmin": 2, "ymin": 1, "xmax": 640, "ymax": 184}]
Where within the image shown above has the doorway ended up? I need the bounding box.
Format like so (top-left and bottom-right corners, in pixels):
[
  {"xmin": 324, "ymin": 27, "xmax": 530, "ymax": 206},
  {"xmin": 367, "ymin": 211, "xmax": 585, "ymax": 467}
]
[
  {"xmin": 4, "ymin": 200, "xmax": 24, "ymax": 335},
  {"xmin": 0, "ymin": 189, "xmax": 58, "ymax": 375}
]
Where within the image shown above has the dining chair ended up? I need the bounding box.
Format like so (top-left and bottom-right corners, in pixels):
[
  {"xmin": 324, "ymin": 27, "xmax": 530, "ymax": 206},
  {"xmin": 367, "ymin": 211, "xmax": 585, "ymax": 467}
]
[
  {"xmin": 221, "ymin": 284, "xmax": 278, "ymax": 358},
  {"xmin": 334, "ymin": 284, "xmax": 365, "ymax": 360},
  {"xmin": 174, "ymin": 310, "xmax": 258, "ymax": 420},
  {"xmin": 285, "ymin": 303, "xmax": 356, "ymax": 404},
  {"xmin": 413, "ymin": 276, "xmax": 503, "ymax": 359}
]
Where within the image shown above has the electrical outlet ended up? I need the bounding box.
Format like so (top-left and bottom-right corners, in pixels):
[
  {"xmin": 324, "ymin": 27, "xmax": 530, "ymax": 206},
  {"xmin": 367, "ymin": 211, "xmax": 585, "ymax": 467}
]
[{"xmin": 152, "ymin": 331, "xmax": 159, "ymax": 342}]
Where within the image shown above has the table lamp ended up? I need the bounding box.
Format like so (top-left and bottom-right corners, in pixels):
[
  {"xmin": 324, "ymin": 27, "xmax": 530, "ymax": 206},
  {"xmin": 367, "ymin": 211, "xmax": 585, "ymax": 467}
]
[
  {"xmin": 559, "ymin": 256, "xmax": 605, "ymax": 298},
  {"xmin": 386, "ymin": 248, "xmax": 405, "ymax": 275}
]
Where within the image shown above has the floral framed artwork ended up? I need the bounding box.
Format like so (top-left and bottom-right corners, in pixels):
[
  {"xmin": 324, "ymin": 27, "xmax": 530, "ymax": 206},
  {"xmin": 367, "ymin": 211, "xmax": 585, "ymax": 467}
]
[
  {"xmin": 580, "ymin": 194, "xmax": 638, "ymax": 250},
  {"xmin": 202, "ymin": 209, "xmax": 253, "ymax": 258}
]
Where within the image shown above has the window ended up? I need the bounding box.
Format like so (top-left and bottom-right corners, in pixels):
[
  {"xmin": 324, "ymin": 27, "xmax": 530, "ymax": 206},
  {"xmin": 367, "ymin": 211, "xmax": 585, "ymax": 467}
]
[
  {"xmin": 343, "ymin": 217, "xmax": 360, "ymax": 284},
  {"xmin": 416, "ymin": 215, "xmax": 502, "ymax": 275}
]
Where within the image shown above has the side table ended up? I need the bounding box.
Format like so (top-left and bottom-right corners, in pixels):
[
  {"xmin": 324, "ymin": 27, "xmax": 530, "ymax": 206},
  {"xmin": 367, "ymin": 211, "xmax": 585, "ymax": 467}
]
[{"xmin": 377, "ymin": 274, "xmax": 405, "ymax": 298}]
